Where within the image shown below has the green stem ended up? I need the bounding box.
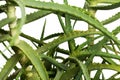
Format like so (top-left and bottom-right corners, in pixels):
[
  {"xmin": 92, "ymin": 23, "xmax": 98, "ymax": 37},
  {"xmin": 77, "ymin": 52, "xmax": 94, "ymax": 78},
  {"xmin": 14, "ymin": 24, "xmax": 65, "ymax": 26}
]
[
  {"xmin": 7, "ymin": 2, "xmax": 17, "ymax": 36},
  {"xmin": 6, "ymin": 1, "xmax": 27, "ymax": 68}
]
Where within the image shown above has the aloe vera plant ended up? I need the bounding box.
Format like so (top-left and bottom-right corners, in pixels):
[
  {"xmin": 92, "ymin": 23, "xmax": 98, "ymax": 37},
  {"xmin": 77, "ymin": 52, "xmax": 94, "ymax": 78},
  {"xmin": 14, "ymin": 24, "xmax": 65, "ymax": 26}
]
[{"xmin": 0, "ymin": 0, "xmax": 120, "ymax": 80}]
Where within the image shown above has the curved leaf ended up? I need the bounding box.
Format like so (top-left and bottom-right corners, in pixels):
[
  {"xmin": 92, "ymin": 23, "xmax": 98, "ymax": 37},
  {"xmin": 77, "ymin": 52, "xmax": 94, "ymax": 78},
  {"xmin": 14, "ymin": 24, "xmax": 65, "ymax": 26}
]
[
  {"xmin": 112, "ymin": 25, "xmax": 120, "ymax": 35},
  {"xmin": 102, "ymin": 12, "xmax": 120, "ymax": 25},
  {"xmin": 97, "ymin": 0, "xmax": 120, "ymax": 4},
  {"xmin": 90, "ymin": 2, "xmax": 120, "ymax": 10},
  {"xmin": 22, "ymin": 0, "xmax": 120, "ymax": 45},
  {"xmin": 18, "ymin": 10, "xmax": 52, "ymax": 24},
  {"xmin": 15, "ymin": 40, "xmax": 49, "ymax": 80},
  {"xmin": 69, "ymin": 57, "xmax": 91, "ymax": 80},
  {"xmin": 37, "ymin": 31, "xmax": 101, "ymax": 54},
  {"xmin": 0, "ymin": 18, "xmax": 15, "ymax": 29},
  {"xmin": 0, "ymin": 54, "xmax": 21, "ymax": 80},
  {"xmin": 60, "ymin": 67, "xmax": 79, "ymax": 80},
  {"xmin": 89, "ymin": 63, "xmax": 120, "ymax": 72},
  {"xmin": 72, "ymin": 50, "xmax": 120, "ymax": 61},
  {"xmin": 40, "ymin": 54, "xmax": 67, "ymax": 70},
  {"xmin": 0, "ymin": 34, "xmax": 11, "ymax": 42},
  {"xmin": 43, "ymin": 33, "xmax": 63, "ymax": 40}
]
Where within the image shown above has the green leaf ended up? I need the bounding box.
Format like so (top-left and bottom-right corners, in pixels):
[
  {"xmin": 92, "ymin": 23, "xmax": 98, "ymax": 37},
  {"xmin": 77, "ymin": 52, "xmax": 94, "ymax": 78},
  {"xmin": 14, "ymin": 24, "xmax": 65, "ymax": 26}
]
[
  {"xmin": 107, "ymin": 72, "xmax": 120, "ymax": 80},
  {"xmin": 89, "ymin": 63, "xmax": 120, "ymax": 72},
  {"xmin": 54, "ymin": 70, "xmax": 64, "ymax": 80},
  {"xmin": 68, "ymin": 57, "xmax": 91, "ymax": 80},
  {"xmin": 43, "ymin": 32, "xmax": 63, "ymax": 40},
  {"xmin": 112, "ymin": 25, "xmax": 120, "ymax": 35},
  {"xmin": 97, "ymin": 0, "xmax": 120, "ymax": 3},
  {"xmin": 0, "ymin": 4, "xmax": 7, "ymax": 13},
  {"xmin": 0, "ymin": 18, "xmax": 15, "ymax": 29},
  {"xmin": 37, "ymin": 31, "xmax": 101, "ymax": 54},
  {"xmin": 22, "ymin": 10, "xmax": 51, "ymax": 24},
  {"xmin": 71, "ymin": 50, "xmax": 120, "ymax": 61},
  {"xmin": 40, "ymin": 54, "xmax": 67, "ymax": 70},
  {"xmin": 93, "ymin": 69, "xmax": 102, "ymax": 80},
  {"xmin": 22, "ymin": 0, "xmax": 120, "ymax": 45},
  {"xmin": 0, "ymin": 54, "xmax": 21, "ymax": 80},
  {"xmin": 15, "ymin": 40, "xmax": 49, "ymax": 80},
  {"xmin": 40, "ymin": 19, "xmax": 46, "ymax": 40},
  {"xmin": 102, "ymin": 72, "xmax": 105, "ymax": 80},
  {"xmin": 90, "ymin": 2, "xmax": 120, "ymax": 10},
  {"xmin": 101, "ymin": 12, "xmax": 120, "ymax": 25},
  {"xmin": 60, "ymin": 67, "xmax": 79, "ymax": 80},
  {"xmin": 0, "ymin": 34, "xmax": 11, "ymax": 42}
]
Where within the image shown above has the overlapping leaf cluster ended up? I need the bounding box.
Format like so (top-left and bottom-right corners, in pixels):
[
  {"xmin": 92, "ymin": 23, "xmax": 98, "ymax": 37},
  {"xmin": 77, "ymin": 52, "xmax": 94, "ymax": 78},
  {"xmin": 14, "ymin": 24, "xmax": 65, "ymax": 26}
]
[{"xmin": 0, "ymin": 0, "xmax": 120, "ymax": 80}]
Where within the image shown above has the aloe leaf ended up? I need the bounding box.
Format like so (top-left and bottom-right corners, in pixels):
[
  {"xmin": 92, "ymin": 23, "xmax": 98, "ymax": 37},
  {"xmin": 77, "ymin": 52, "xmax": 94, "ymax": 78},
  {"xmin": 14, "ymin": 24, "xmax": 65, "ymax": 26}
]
[
  {"xmin": 103, "ymin": 57, "xmax": 116, "ymax": 65},
  {"xmin": 73, "ymin": 51, "xmax": 120, "ymax": 61},
  {"xmin": 40, "ymin": 19, "xmax": 46, "ymax": 40},
  {"xmin": 64, "ymin": 1, "xmax": 76, "ymax": 52},
  {"xmin": 0, "ymin": 18, "xmax": 15, "ymax": 29},
  {"xmin": 15, "ymin": 40, "xmax": 49, "ymax": 80},
  {"xmin": 0, "ymin": 54, "xmax": 21, "ymax": 80},
  {"xmin": 90, "ymin": 2, "xmax": 120, "ymax": 10},
  {"xmin": 102, "ymin": 72, "xmax": 105, "ymax": 80},
  {"xmin": 60, "ymin": 67, "xmax": 79, "ymax": 80},
  {"xmin": 0, "ymin": 34, "xmax": 11, "ymax": 42},
  {"xmin": 40, "ymin": 54, "xmax": 67, "ymax": 70},
  {"xmin": 112, "ymin": 25, "xmax": 120, "ymax": 35},
  {"xmin": 22, "ymin": 0, "xmax": 120, "ymax": 45},
  {"xmin": 69, "ymin": 57, "xmax": 91, "ymax": 80},
  {"xmin": 89, "ymin": 63, "xmax": 120, "ymax": 72},
  {"xmin": 101, "ymin": 12, "xmax": 120, "ymax": 25},
  {"xmin": 0, "ymin": 4, "xmax": 7, "ymax": 13},
  {"xmin": 107, "ymin": 72, "xmax": 120, "ymax": 80},
  {"xmin": 97, "ymin": 0, "xmax": 120, "ymax": 3},
  {"xmin": 57, "ymin": 14, "xmax": 65, "ymax": 31},
  {"xmin": 93, "ymin": 69, "xmax": 102, "ymax": 80},
  {"xmin": 43, "ymin": 32, "xmax": 63, "ymax": 40},
  {"xmin": 20, "ymin": 10, "xmax": 51, "ymax": 24},
  {"xmin": 20, "ymin": 33, "xmax": 43, "ymax": 44},
  {"xmin": 37, "ymin": 31, "xmax": 101, "ymax": 54},
  {"xmin": 54, "ymin": 70, "xmax": 64, "ymax": 80}
]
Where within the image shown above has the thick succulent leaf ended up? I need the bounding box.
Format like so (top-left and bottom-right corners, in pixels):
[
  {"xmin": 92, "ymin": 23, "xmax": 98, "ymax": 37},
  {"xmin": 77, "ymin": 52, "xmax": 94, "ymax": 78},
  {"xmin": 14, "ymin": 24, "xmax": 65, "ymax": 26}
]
[
  {"xmin": 36, "ymin": 31, "xmax": 101, "ymax": 54},
  {"xmin": 93, "ymin": 69, "xmax": 102, "ymax": 80},
  {"xmin": 72, "ymin": 51, "xmax": 120, "ymax": 61},
  {"xmin": 40, "ymin": 19, "xmax": 46, "ymax": 40},
  {"xmin": 69, "ymin": 57, "xmax": 91, "ymax": 80},
  {"xmin": 0, "ymin": 54, "xmax": 21, "ymax": 80},
  {"xmin": 15, "ymin": 40, "xmax": 49, "ymax": 80},
  {"xmin": 0, "ymin": 34, "xmax": 11, "ymax": 42},
  {"xmin": 60, "ymin": 67, "xmax": 79, "ymax": 80},
  {"xmin": 97, "ymin": 0, "xmax": 120, "ymax": 3},
  {"xmin": 54, "ymin": 70, "xmax": 64, "ymax": 80},
  {"xmin": 102, "ymin": 73, "xmax": 105, "ymax": 80},
  {"xmin": 89, "ymin": 63, "xmax": 120, "ymax": 72},
  {"xmin": 21, "ymin": 0, "xmax": 120, "ymax": 45},
  {"xmin": 102, "ymin": 12, "xmax": 120, "ymax": 25},
  {"xmin": 43, "ymin": 33, "xmax": 63, "ymax": 40},
  {"xmin": 112, "ymin": 25, "xmax": 120, "ymax": 35},
  {"xmin": 107, "ymin": 73, "xmax": 120, "ymax": 80},
  {"xmin": 90, "ymin": 2, "xmax": 120, "ymax": 10},
  {"xmin": 40, "ymin": 54, "xmax": 67, "ymax": 70},
  {"xmin": 18, "ymin": 10, "xmax": 52, "ymax": 24},
  {"xmin": 0, "ymin": 18, "xmax": 15, "ymax": 29}
]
